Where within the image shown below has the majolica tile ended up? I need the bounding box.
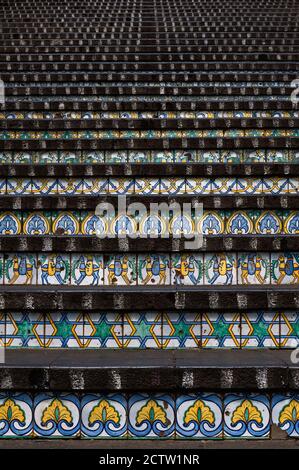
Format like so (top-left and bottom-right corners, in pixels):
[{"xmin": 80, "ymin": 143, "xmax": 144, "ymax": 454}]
[
  {"xmin": 263, "ymin": 178, "xmax": 289, "ymax": 195},
  {"xmin": 104, "ymin": 255, "xmax": 137, "ymax": 286},
  {"xmin": 109, "ymin": 178, "xmax": 135, "ymax": 195},
  {"xmin": 267, "ymin": 150, "xmax": 289, "ymax": 163},
  {"xmin": 0, "ymin": 211, "xmax": 22, "ymax": 234},
  {"xmin": 71, "ymin": 254, "xmax": 104, "ymax": 286},
  {"xmin": 198, "ymin": 211, "xmax": 225, "ymax": 235},
  {"xmin": 0, "ymin": 180, "xmax": 5, "ymax": 194},
  {"xmin": 82, "ymin": 151, "xmax": 104, "ymax": 164},
  {"xmin": 5, "ymin": 312, "xmax": 44, "ymax": 347},
  {"xmin": 240, "ymin": 312, "xmax": 280, "ymax": 348},
  {"xmin": 58, "ymin": 152, "xmax": 81, "ymax": 164},
  {"xmin": 201, "ymin": 313, "xmax": 241, "ymax": 348},
  {"xmin": 128, "ymin": 394, "xmax": 175, "ymax": 438},
  {"xmin": 176, "ymin": 393, "xmax": 222, "ymax": 438},
  {"xmin": 176, "ymin": 150, "xmax": 196, "ymax": 163},
  {"xmin": 185, "ymin": 178, "xmax": 211, "ymax": 194},
  {"xmin": 13, "ymin": 152, "xmax": 32, "ymax": 164},
  {"xmin": 284, "ymin": 211, "xmax": 299, "ymax": 234},
  {"xmin": 0, "ymin": 393, "xmax": 33, "ymax": 438},
  {"xmin": 32, "ymin": 152, "xmax": 59, "ymax": 164},
  {"xmin": 280, "ymin": 312, "xmax": 299, "ymax": 348},
  {"xmin": 210, "ymin": 178, "xmax": 238, "ymax": 195},
  {"xmin": 226, "ymin": 210, "xmax": 256, "ymax": 235},
  {"xmin": 139, "ymin": 214, "xmax": 169, "ymax": 237},
  {"xmin": 238, "ymin": 253, "xmax": 270, "ymax": 285},
  {"xmin": 0, "ymin": 313, "xmax": 5, "ymax": 348},
  {"xmin": 82, "ymin": 178, "xmax": 109, "ymax": 195},
  {"xmin": 237, "ymin": 178, "xmax": 263, "ymax": 195},
  {"xmin": 135, "ymin": 178, "xmax": 160, "ymax": 195},
  {"xmin": 84, "ymin": 313, "xmax": 122, "ymax": 348},
  {"xmin": 221, "ymin": 151, "xmax": 242, "ymax": 164},
  {"xmin": 198, "ymin": 151, "xmax": 221, "ymax": 163},
  {"xmin": 44, "ymin": 313, "xmax": 85, "ymax": 348},
  {"xmin": 105, "ymin": 151, "xmax": 127, "ymax": 163},
  {"xmin": 52, "ymin": 211, "xmax": 80, "ymax": 235},
  {"xmin": 81, "ymin": 394, "xmax": 127, "ymax": 438},
  {"xmin": 160, "ymin": 178, "xmax": 186, "ymax": 195},
  {"xmin": 272, "ymin": 394, "xmax": 299, "ymax": 437},
  {"xmin": 271, "ymin": 253, "xmax": 299, "ymax": 285},
  {"xmin": 34, "ymin": 393, "xmax": 80, "ymax": 437},
  {"xmin": 4, "ymin": 253, "xmax": 36, "ymax": 285},
  {"xmin": 162, "ymin": 313, "xmax": 201, "ymax": 348},
  {"xmin": 123, "ymin": 313, "xmax": 162, "ymax": 348},
  {"xmin": 224, "ymin": 393, "xmax": 270, "ymax": 438},
  {"xmin": 243, "ymin": 150, "xmax": 266, "ymax": 163},
  {"xmin": 6, "ymin": 178, "xmax": 32, "ymax": 195},
  {"xmin": 57, "ymin": 179, "xmax": 83, "ymax": 195},
  {"xmin": 31, "ymin": 179, "xmax": 57, "ymax": 195},
  {"xmin": 152, "ymin": 151, "xmax": 174, "ymax": 163},
  {"xmin": 255, "ymin": 210, "xmax": 283, "ymax": 234},
  {"xmin": 138, "ymin": 254, "xmax": 170, "ymax": 285},
  {"xmin": 37, "ymin": 254, "xmax": 70, "ymax": 286},
  {"xmin": 171, "ymin": 254, "xmax": 203, "ymax": 285},
  {"xmin": 204, "ymin": 253, "xmax": 237, "ymax": 285},
  {"xmin": 288, "ymin": 178, "xmax": 299, "ymax": 194},
  {"xmin": 129, "ymin": 151, "xmax": 150, "ymax": 163},
  {"xmin": 23, "ymin": 212, "xmax": 52, "ymax": 235},
  {"xmin": 170, "ymin": 213, "xmax": 194, "ymax": 237},
  {"xmin": 80, "ymin": 211, "xmax": 107, "ymax": 236}
]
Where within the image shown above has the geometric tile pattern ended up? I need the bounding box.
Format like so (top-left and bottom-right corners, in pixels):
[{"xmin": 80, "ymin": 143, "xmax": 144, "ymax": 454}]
[
  {"xmin": 2, "ymin": 312, "xmax": 298, "ymax": 349},
  {"xmin": 2, "ymin": 253, "xmax": 299, "ymax": 285},
  {"xmin": 0, "ymin": 391, "xmax": 296, "ymax": 438}
]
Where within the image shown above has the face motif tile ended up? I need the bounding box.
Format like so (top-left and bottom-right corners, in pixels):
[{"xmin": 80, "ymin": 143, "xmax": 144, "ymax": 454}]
[
  {"xmin": 4, "ymin": 253, "xmax": 36, "ymax": 285},
  {"xmin": 271, "ymin": 253, "xmax": 299, "ymax": 285},
  {"xmin": 82, "ymin": 179, "xmax": 109, "ymax": 195},
  {"xmin": 162, "ymin": 313, "xmax": 201, "ymax": 348},
  {"xmin": 71, "ymin": 254, "xmax": 103, "ymax": 286},
  {"xmin": 34, "ymin": 393, "xmax": 80, "ymax": 437},
  {"xmin": 185, "ymin": 178, "xmax": 211, "ymax": 195},
  {"xmin": 237, "ymin": 178, "xmax": 263, "ymax": 195},
  {"xmin": 263, "ymin": 178, "xmax": 289, "ymax": 195},
  {"xmin": 255, "ymin": 210, "xmax": 283, "ymax": 234},
  {"xmin": 128, "ymin": 394, "xmax": 175, "ymax": 438},
  {"xmin": 204, "ymin": 253, "xmax": 237, "ymax": 285},
  {"xmin": 238, "ymin": 253, "xmax": 270, "ymax": 285},
  {"xmin": 123, "ymin": 313, "xmax": 162, "ymax": 348},
  {"xmin": 81, "ymin": 394, "xmax": 127, "ymax": 438},
  {"xmin": 138, "ymin": 254, "xmax": 170, "ymax": 285},
  {"xmin": 280, "ymin": 312, "xmax": 299, "ymax": 348},
  {"xmin": 176, "ymin": 393, "xmax": 222, "ymax": 438},
  {"xmin": 84, "ymin": 313, "xmax": 122, "ymax": 348},
  {"xmin": 272, "ymin": 394, "xmax": 299, "ymax": 437},
  {"xmin": 23, "ymin": 212, "xmax": 52, "ymax": 235},
  {"xmin": 240, "ymin": 312, "xmax": 280, "ymax": 348},
  {"xmin": 201, "ymin": 313, "xmax": 241, "ymax": 348},
  {"xmin": 52, "ymin": 211, "xmax": 80, "ymax": 235},
  {"xmin": 44, "ymin": 313, "xmax": 85, "ymax": 348},
  {"xmin": 160, "ymin": 178, "xmax": 186, "ymax": 195},
  {"xmin": 109, "ymin": 178, "xmax": 135, "ymax": 195},
  {"xmin": 0, "ymin": 211, "xmax": 22, "ymax": 235},
  {"xmin": 38, "ymin": 254, "xmax": 70, "ymax": 286},
  {"xmin": 104, "ymin": 255, "xmax": 137, "ymax": 286},
  {"xmin": 0, "ymin": 393, "xmax": 33, "ymax": 437},
  {"xmin": 5, "ymin": 312, "xmax": 44, "ymax": 347},
  {"xmin": 31, "ymin": 179, "xmax": 57, "ymax": 195},
  {"xmin": 224, "ymin": 394, "xmax": 270, "ymax": 438},
  {"xmin": 171, "ymin": 254, "xmax": 203, "ymax": 285},
  {"xmin": 6, "ymin": 179, "xmax": 32, "ymax": 195},
  {"xmin": 134, "ymin": 178, "xmax": 160, "ymax": 195},
  {"xmin": 56, "ymin": 179, "xmax": 83, "ymax": 195}
]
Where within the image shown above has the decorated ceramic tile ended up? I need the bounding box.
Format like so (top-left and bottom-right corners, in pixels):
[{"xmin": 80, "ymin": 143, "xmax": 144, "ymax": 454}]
[
  {"xmin": 56, "ymin": 179, "xmax": 83, "ymax": 195},
  {"xmin": 272, "ymin": 394, "xmax": 299, "ymax": 437},
  {"xmin": 44, "ymin": 313, "xmax": 85, "ymax": 348},
  {"xmin": 84, "ymin": 313, "xmax": 122, "ymax": 348},
  {"xmin": 80, "ymin": 212, "xmax": 108, "ymax": 236},
  {"xmin": 71, "ymin": 254, "xmax": 103, "ymax": 286},
  {"xmin": 81, "ymin": 394, "xmax": 127, "ymax": 438},
  {"xmin": 210, "ymin": 178, "xmax": 237, "ymax": 195},
  {"xmin": 0, "ymin": 211, "xmax": 22, "ymax": 235},
  {"xmin": 139, "ymin": 213, "xmax": 169, "ymax": 237},
  {"xmin": 288, "ymin": 178, "xmax": 299, "ymax": 194},
  {"xmin": 175, "ymin": 150, "xmax": 196, "ymax": 163},
  {"xmin": 82, "ymin": 151, "xmax": 104, "ymax": 164},
  {"xmin": 0, "ymin": 393, "xmax": 33, "ymax": 438},
  {"xmin": 238, "ymin": 253, "xmax": 270, "ymax": 285},
  {"xmin": 23, "ymin": 212, "xmax": 52, "ymax": 235},
  {"xmin": 134, "ymin": 178, "xmax": 160, "ymax": 195},
  {"xmin": 34, "ymin": 393, "xmax": 80, "ymax": 437},
  {"xmin": 31, "ymin": 179, "xmax": 57, "ymax": 195},
  {"xmin": 267, "ymin": 150, "xmax": 289, "ymax": 163},
  {"xmin": 58, "ymin": 152, "xmax": 81, "ymax": 164},
  {"xmin": 129, "ymin": 151, "xmax": 150, "ymax": 163},
  {"xmin": 104, "ymin": 255, "xmax": 136, "ymax": 286},
  {"xmin": 14, "ymin": 152, "xmax": 32, "ymax": 164},
  {"xmin": 204, "ymin": 253, "xmax": 237, "ymax": 285},
  {"xmin": 176, "ymin": 393, "xmax": 222, "ymax": 438},
  {"xmin": 105, "ymin": 151, "xmax": 127, "ymax": 163},
  {"xmin": 128, "ymin": 394, "xmax": 175, "ymax": 438},
  {"xmin": 37, "ymin": 254, "xmax": 70, "ymax": 286},
  {"xmin": 224, "ymin": 394, "xmax": 270, "ymax": 438},
  {"xmin": 170, "ymin": 213, "xmax": 194, "ymax": 237},
  {"xmin": 109, "ymin": 178, "xmax": 135, "ymax": 195},
  {"xmin": 52, "ymin": 211, "xmax": 80, "ymax": 235},
  {"xmin": 152, "ymin": 151, "xmax": 174, "ymax": 163},
  {"xmin": 123, "ymin": 313, "xmax": 162, "ymax": 348},
  {"xmin": 255, "ymin": 210, "xmax": 283, "ymax": 234},
  {"xmin": 221, "ymin": 151, "xmax": 242, "ymax": 164},
  {"xmin": 82, "ymin": 178, "xmax": 109, "ymax": 195},
  {"xmin": 33, "ymin": 152, "xmax": 59, "ymax": 164},
  {"xmin": 240, "ymin": 312, "xmax": 280, "ymax": 348},
  {"xmin": 0, "ymin": 313, "xmax": 5, "ymax": 348},
  {"xmin": 160, "ymin": 178, "xmax": 186, "ymax": 195},
  {"xmin": 271, "ymin": 253, "xmax": 299, "ymax": 285},
  {"xmin": 243, "ymin": 150, "xmax": 266, "ymax": 163},
  {"xmin": 162, "ymin": 313, "xmax": 201, "ymax": 348},
  {"xmin": 4, "ymin": 253, "xmax": 36, "ymax": 285},
  {"xmin": 6, "ymin": 179, "xmax": 32, "ymax": 195},
  {"xmin": 5, "ymin": 312, "xmax": 44, "ymax": 347},
  {"xmin": 185, "ymin": 178, "xmax": 211, "ymax": 195},
  {"xmin": 226, "ymin": 211, "xmax": 256, "ymax": 235},
  {"xmin": 198, "ymin": 211, "xmax": 225, "ymax": 235},
  {"xmin": 138, "ymin": 254, "xmax": 170, "ymax": 285},
  {"xmin": 280, "ymin": 312, "xmax": 299, "ymax": 348},
  {"xmin": 284, "ymin": 211, "xmax": 299, "ymax": 234},
  {"xmin": 237, "ymin": 178, "xmax": 263, "ymax": 195},
  {"xmin": 198, "ymin": 151, "xmax": 221, "ymax": 163},
  {"xmin": 171, "ymin": 254, "xmax": 203, "ymax": 285},
  {"xmin": 201, "ymin": 313, "xmax": 241, "ymax": 348},
  {"xmin": 263, "ymin": 178, "xmax": 289, "ymax": 195}
]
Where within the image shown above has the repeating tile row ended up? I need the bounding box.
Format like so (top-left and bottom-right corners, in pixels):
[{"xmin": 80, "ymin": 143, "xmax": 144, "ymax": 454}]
[
  {"xmin": 2, "ymin": 312, "xmax": 298, "ymax": 349},
  {"xmin": 1, "ymin": 149, "xmax": 296, "ymax": 164},
  {"xmin": 0, "ymin": 391, "xmax": 298, "ymax": 438},
  {"xmin": 1, "ymin": 210, "xmax": 298, "ymax": 236},
  {"xmin": 1, "ymin": 252, "xmax": 299, "ymax": 286},
  {"xmin": 0, "ymin": 177, "xmax": 298, "ymax": 196}
]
